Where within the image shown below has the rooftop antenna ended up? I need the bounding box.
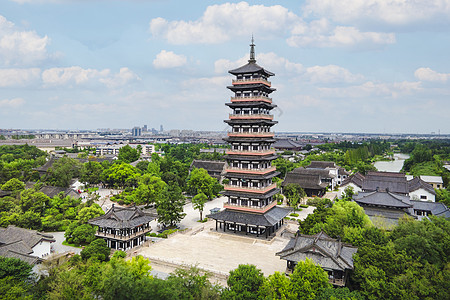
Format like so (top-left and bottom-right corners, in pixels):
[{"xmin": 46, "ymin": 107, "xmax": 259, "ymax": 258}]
[{"xmin": 248, "ymin": 35, "xmax": 256, "ymax": 63}]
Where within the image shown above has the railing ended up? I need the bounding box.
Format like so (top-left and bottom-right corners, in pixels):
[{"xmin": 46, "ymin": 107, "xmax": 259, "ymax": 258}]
[
  {"xmin": 232, "ymin": 78, "xmax": 271, "ymax": 86},
  {"xmin": 223, "ymin": 200, "xmax": 277, "ymax": 213},
  {"xmin": 226, "ymin": 149, "xmax": 275, "ymax": 156},
  {"xmin": 225, "ymin": 166, "xmax": 276, "ymax": 174},
  {"xmin": 230, "ymin": 96, "xmax": 272, "ymax": 103},
  {"xmin": 329, "ymin": 278, "xmax": 345, "ymax": 286},
  {"xmin": 229, "ymin": 114, "xmax": 273, "ymax": 120},
  {"xmin": 95, "ymin": 227, "xmax": 152, "ymax": 241},
  {"xmin": 227, "ymin": 132, "xmax": 274, "ymax": 137},
  {"xmin": 223, "ymin": 183, "xmax": 277, "ymax": 194}
]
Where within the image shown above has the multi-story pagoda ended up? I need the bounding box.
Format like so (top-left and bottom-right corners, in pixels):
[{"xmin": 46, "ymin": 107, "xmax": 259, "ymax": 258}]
[{"xmin": 208, "ymin": 39, "xmax": 291, "ymax": 238}]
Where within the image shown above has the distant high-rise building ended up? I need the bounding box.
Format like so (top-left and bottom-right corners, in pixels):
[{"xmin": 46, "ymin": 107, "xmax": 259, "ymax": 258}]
[
  {"xmin": 143, "ymin": 125, "xmax": 148, "ymax": 132},
  {"xmin": 132, "ymin": 127, "xmax": 142, "ymax": 136},
  {"xmin": 160, "ymin": 125, "xmax": 164, "ymax": 132}
]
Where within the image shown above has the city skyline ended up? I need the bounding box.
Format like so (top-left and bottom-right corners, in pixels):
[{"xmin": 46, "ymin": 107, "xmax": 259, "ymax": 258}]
[{"xmin": 1, "ymin": 0, "xmax": 449, "ymax": 134}]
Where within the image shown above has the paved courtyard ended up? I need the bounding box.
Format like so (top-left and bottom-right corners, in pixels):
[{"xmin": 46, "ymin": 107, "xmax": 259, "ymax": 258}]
[{"xmin": 136, "ymin": 220, "xmax": 299, "ymax": 285}]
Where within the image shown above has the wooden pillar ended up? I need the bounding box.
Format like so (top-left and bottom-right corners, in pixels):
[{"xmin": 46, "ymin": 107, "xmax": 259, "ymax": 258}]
[
  {"xmin": 245, "ymin": 224, "xmax": 248, "ymax": 235},
  {"xmin": 224, "ymin": 222, "xmax": 226, "ymax": 232},
  {"xmin": 256, "ymin": 225, "xmax": 259, "ymax": 237},
  {"xmin": 215, "ymin": 220, "xmax": 218, "ymax": 231},
  {"xmin": 234, "ymin": 222, "xmax": 236, "ymax": 233},
  {"xmin": 265, "ymin": 227, "xmax": 268, "ymax": 238}
]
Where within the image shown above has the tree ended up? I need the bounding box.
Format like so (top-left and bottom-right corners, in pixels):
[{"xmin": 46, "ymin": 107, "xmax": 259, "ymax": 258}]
[
  {"xmin": 192, "ymin": 193, "xmax": 208, "ymax": 220},
  {"xmin": 134, "ymin": 174, "xmax": 166, "ymax": 205},
  {"xmin": 65, "ymin": 223, "xmax": 97, "ymax": 245},
  {"xmin": 166, "ymin": 266, "xmax": 220, "ymax": 300},
  {"xmin": 156, "ymin": 185, "xmax": 186, "ymax": 227},
  {"xmin": 223, "ymin": 264, "xmax": 265, "ymax": 300},
  {"xmin": 80, "ymin": 161, "xmax": 104, "ymax": 185},
  {"xmin": 1, "ymin": 178, "xmax": 25, "ymax": 193},
  {"xmin": 77, "ymin": 204, "xmax": 104, "ymax": 223},
  {"xmin": 45, "ymin": 156, "xmax": 81, "ymax": 187},
  {"xmin": 283, "ymin": 183, "xmax": 306, "ymax": 212},
  {"xmin": 258, "ymin": 271, "xmax": 296, "ymax": 300},
  {"xmin": 289, "ymin": 258, "xmax": 330, "ymax": 300},
  {"xmin": 0, "ymin": 257, "xmax": 32, "ymax": 281},
  {"xmin": 101, "ymin": 162, "xmax": 139, "ymax": 188},
  {"xmin": 118, "ymin": 145, "xmax": 139, "ymax": 163},
  {"xmin": 186, "ymin": 168, "xmax": 219, "ymax": 199},
  {"xmin": 81, "ymin": 239, "xmax": 110, "ymax": 261}
]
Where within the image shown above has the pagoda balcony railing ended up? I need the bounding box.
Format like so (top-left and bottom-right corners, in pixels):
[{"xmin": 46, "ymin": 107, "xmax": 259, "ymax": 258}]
[
  {"xmin": 225, "ymin": 166, "xmax": 277, "ymax": 174},
  {"xmin": 232, "ymin": 78, "xmax": 271, "ymax": 86},
  {"xmin": 230, "ymin": 96, "xmax": 272, "ymax": 103},
  {"xmin": 227, "ymin": 132, "xmax": 274, "ymax": 138},
  {"xmin": 229, "ymin": 114, "xmax": 273, "ymax": 120},
  {"xmin": 223, "ymin": 183, "xmax": 277, "ymax": 194},
  {"xmin": 226, "ymin": 149, "xmax": 275, "ymax": 156},
  {"xmin": 223, "ymin": 200, "xmax": 277, "ymax": 213},
  {"xmin": 95, "ymin": 227, "xmax": 152, "ymax": 241}
]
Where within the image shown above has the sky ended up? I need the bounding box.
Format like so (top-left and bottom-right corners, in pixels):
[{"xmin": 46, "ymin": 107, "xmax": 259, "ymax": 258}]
[{"xmin": 0, "ymin": 0, "xmax": 449, "ymax": 134}]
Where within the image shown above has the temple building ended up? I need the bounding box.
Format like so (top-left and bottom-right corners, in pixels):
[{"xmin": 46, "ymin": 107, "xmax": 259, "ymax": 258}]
[
  {"xmin": 208, "ymin": 39, "xmax": 291, "ymax": 238},
  {"xmin": 276, "ymin": 231, "xmax": 358, "ymax": 287},
  {"xmin": 88, "ymin": 204, "xmax": 156, "ymax": 251}
]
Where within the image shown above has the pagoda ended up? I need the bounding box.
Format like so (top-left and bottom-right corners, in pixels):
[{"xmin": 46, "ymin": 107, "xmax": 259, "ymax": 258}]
[{"xmin": 208, "ymin": 38, "xmax": 291, "ymax": 238}]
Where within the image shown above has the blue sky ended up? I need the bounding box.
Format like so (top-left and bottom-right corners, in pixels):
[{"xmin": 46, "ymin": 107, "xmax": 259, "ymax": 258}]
[{"xmin": 0, "ymin": 0, "xmax": 449, "ymax": 134}]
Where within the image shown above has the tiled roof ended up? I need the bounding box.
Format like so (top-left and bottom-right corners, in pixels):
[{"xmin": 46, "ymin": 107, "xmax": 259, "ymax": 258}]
[
  {"xmin": 411, "ymin": 200, "xmax": 450, "ymax": 218},
  {"xmin": 354, "ymin": 191, "xmax": 412, "ymax": 208},
  {"xmin": 228, "ymin": 62, "xmax": 274, "ymax": 76},
  {"xmin": 207, "ymin": 206, "xmax": 291, "ymax": 226},
  {"xmin": 282, "ymin": 167, "xmax": 331, "ymax": 190},
  {"xmin": 190, "ymin": 160, "xmax": 226, "ymax": 173},
  {"xmin": 307, "ymin": 161, "xmax": 337, "ymax": 169},
  {"xmin": 33, "ymin": 157, "xmax": 55, "ymax": 172},
  {"xmin": 273, "ymin": 139, "xmax": 303, "ymax": 150},
  {"xmin": 341, "ymin": 172, "xmax": 365, "ymax": 187},
  {"xmin": 276, "ymin": 231, "xmax": 358, "ymax": 271},
  {"xmin": 362, "ymin": 171, "xmax": 408, "ymax": 194},
  {"xmin": 407, "ymin": 177, "xmax": 436, "ymax": 194},
  {"xmin": 88, "ymin": 205, "xmax": 156, "ymax": 229},
  {"xmin": 222, "ymin": 188, "xmax": 280, "ymax": 199},
  {"xmin": 0, "ymin": 225, "xmax": 55, "ymax": 248}
]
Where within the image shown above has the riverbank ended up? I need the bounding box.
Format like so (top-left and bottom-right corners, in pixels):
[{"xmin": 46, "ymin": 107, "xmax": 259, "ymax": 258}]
[{"xmin": 374, "ymin": 153, "xmax": 410, "ymax": 172}]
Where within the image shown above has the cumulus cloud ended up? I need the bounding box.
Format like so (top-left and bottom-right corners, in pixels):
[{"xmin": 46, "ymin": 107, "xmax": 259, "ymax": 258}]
[
  {"xmin": 0, "ymin": 68, "xmax": 40, "ymax": 87},
  {"xmin": 214, "ymin": 52, "xmax": 362, "ymax": 84},
  {"xmin": 42, "ymin": 66, "xmax": 139, "ymax": 88},
  {"xmin": 318, "ymin": 81, "xmax": 422, "ymax": 98},
  {"xmin": 150, "ymin": 2, "xmax": 300, "ymax": 44},
  {"xmin": 304, "ymin": 0, "xmax": 450, "ymax": 27},
  {"xmin": 0, "ymin": 15, "xmax": 50, "ymax": 66},
  {"xmin": 414, "ymin": 67, "xmax": 450, "ymax": 82},
  {"xmin": 153, "ymin": 50, "xmax": 187, "ymax": 69},
  {"xmin": 0, "ymin": 97, "xmax": 25, "ymax": 109},
  {"xmin": 287, "ymin": 18, "xmax": 395, "ymax": 48}
]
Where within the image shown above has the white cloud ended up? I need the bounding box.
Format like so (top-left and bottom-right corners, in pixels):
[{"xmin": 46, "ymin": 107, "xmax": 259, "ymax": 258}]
[
  {"xmin": 214, "ymin": 52, "xmax": 361, "ymax": 84},
  {"xmin": 0, "ymin": 68, "xmax": 40, "ymax": 87},
  {"xmin": 304, "ymin": 0, "xmax": 450, "ymax": 27},
  {"xmin": 318, "ymin": 81, "xmax": 422, "ymax": 98},
  {"xmin": 0, "ymin": 97, "xmax": 25, "ymax": 109},
  {"xmin": 305, "ymin": 65, "xmax": 364, "ymax": 83},
  {"xmin": 287, "ymin": 19, "xmax": 395, "ymax": 48},
  {"xmin": 153, "ymin": 50, "xmax": 187, "ymax": 69},
  {"xmin": 414, "ymin": 67, "xmax": 450, "ymax": 82},
  {"xmin": 42, "ymin": 66, "xmax": 139, "ymax": 88},
  {"xmin": 150, "ymin": 2, "xmax": 300, "ymax": 44},
  {"xmin": 0, "ymin": 15, "xmax": 50, "ymax": 66}
]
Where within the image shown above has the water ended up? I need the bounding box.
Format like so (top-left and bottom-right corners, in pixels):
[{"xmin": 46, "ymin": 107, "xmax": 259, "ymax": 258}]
[{"xmin": 374, "ymin": 153, "xmax": 410, "ymax": 173}]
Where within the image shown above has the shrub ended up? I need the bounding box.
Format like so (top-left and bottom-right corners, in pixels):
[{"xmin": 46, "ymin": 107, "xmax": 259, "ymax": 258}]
[
  {"xmin": 290, "ymin": 213, "xmax": 299, "ymax": 217},
  {"xmin": 300, "ymin": 204, "xmax": 308, "ymax": 208}
]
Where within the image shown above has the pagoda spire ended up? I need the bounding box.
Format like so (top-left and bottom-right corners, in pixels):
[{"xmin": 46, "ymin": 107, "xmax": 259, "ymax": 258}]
[{"xmin": 248, "ymin": 35, "xmax": 256, "ymax": 63}]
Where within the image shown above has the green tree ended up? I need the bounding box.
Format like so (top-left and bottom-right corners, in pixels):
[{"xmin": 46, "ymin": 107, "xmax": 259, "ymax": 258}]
[
  {"xmin": 77, "ymin": 204, "xmax": 104, "ymax": 223},
  {"xmin": 81, "ymin": 239, "xmax": 110, "ymax": 261},
  {"xmin": 223, "ymin": 264, "xmax": 265, "ymax": 300},
  {"xmin": 0, "ymin": 257, "xmax": 32, "ymax": 281},
  {"xmin": 134, "ymin": 174, "xmax": 167, "ymax": 205},
  {"xmin": 289, "ymin": 258, "xmax": 330, "ymax": 300},
  {"xmin": 65, "ymin": 223, "xmax": 97, "ymax": 245},
  {"xmin": 101, "ymin": 162, "xmax": 139, "ymax": 188},
  {"xmin": 80, "ymin": 161, "xmax": 104, "ymax": 185},
  {"xmin": 283, "ymin": 183, "xmax": 306, "ymax": 212},
  {"xmin": 118, "ymin": 145, "xmax": 139, "ymax": 163},
  {"xmin": 258, "ymin": 271, "xmax": 296, "ymax": 300},
  {"xmin": 156, "ymin": 185, "xmax": 186, "ymax": 227},
  {"xmin": 186, "ymin": 168, "xmax": 219, "ymax": 199},
  {"xmin": 1, "ymin": 178, "xmax": 25, "ymax": 193},
  {"xmin": 192, "ymin": 192, "xmax": 208, "ymax": 221},
  {"xmin": 45, "ymin": 156, "xmax": 81, "ymax": 187}
]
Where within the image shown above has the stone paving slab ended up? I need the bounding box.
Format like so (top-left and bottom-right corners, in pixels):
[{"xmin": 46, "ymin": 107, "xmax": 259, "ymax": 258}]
[{"xmin": 136, "ymin": 220, "xmax": 290, "ymax": 280}]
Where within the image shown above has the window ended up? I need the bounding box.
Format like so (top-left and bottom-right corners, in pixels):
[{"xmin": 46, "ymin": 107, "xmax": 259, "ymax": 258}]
[{"xmin": 420, "ymin": 195, "xmax": 427, "ymax": 200}]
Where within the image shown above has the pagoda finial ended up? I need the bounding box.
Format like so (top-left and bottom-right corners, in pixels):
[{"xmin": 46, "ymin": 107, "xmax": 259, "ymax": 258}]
[{"xmin": 249, "ymin": 35, "xmax": 256, "ymax": 63}]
